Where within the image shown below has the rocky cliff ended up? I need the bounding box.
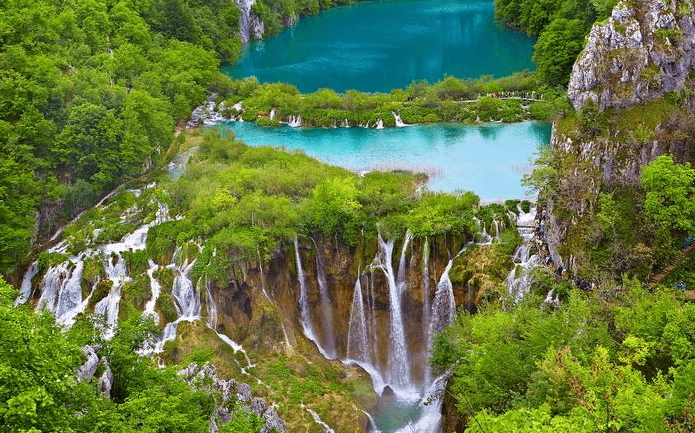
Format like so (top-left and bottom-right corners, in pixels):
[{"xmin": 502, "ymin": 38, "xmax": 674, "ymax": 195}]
[
  {"xmin": 238, "ymin": 0, "xmax": 265, "ymax": 44},
  {"xmin": 568, "ymin": 0, "xmax": 695, "ymax": 110}
]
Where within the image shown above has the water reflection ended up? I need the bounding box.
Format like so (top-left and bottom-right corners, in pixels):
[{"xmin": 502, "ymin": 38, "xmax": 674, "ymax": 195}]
[{"xmin": 224, "ymin": 0, "xmax": 535, "ymax": 93}]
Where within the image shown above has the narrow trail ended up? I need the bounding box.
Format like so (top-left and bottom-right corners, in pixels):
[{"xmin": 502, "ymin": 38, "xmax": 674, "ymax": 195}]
[{"xmin": 650, "ymin": 244, "xmax": 693, "ymax": 285}]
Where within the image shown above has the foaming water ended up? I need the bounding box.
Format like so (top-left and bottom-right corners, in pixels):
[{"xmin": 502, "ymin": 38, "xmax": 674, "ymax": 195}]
[{"xmin": 220, "ymin": 121, "xmax": 550, "ymax": 200}]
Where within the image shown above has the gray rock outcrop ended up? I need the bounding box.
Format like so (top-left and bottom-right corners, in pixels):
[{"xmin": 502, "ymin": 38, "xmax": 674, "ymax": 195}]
[
  {"xmin": 76, "ymin": 345, "xmax": 100, "ymax": 381},
  {"xmin": 178, "ymin": 363, "xmax": 288, "ymax": 433},
  {"xmin": 568, "ymin": 0, "xmax": 695, "ymax": 110},
  {"xmin": 238, "ymin": 0, "xmax": 265, "ymax": 44}
]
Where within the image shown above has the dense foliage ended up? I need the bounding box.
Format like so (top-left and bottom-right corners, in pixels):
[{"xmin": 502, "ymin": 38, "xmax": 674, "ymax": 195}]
[
  {"xmin": 0, "ymin": 276, "xmax": 264, "ymax": 432},
  {"xmin": 221, "ymin": 73, "xmax": 569, "ymax": 127},
  {"xmin": 433, "ymin": 280, "xmax": 695, "ymax": 432},
  {"xmin": 495, "ymin": 0, "xmax": 619, "ymax": 85},
  {"xmin": 147, "ymin": 129, "xmax": 513, "ymax": 283},
  {"xmin": 523, "ymin": 91, "xmax": 695, "ymax": 282},
  {"xmin": 0, "ymin": 0, "xmax": 240, "ymax": 273}
]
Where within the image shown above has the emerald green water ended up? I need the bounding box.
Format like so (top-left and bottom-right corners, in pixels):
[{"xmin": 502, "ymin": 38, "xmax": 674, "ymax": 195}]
[
  {"xmin": 220, "ymin": 121, "xmax": 550, "ymax": 200},
  {"xmin": 224, "ymin": 0, "xmax": 535, "ymax": 93}
]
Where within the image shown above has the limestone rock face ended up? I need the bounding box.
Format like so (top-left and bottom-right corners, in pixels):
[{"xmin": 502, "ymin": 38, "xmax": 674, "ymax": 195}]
[
  {"xmin": 568, "ymin": 0, "xmax": 695, "ymax": 110},
  {"xmin": 238, "ymin": 0, "xmax": 265, "ymax": 44},
  {"xmin": 207, "ymin": 232, "xmax": 469, "ymax": 389},
  {"xmin": 179, "ymin": 363, "xmax": 288, "ymax": 433}
]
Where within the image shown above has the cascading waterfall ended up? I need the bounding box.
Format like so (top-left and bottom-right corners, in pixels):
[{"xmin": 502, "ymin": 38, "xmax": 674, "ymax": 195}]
[
  {"xmin": 37, "ymin": 258, "xmax": 85, "ymax": 324},
  {"xmin": 294, "ymin": 237, "xmax": 333, "ymax": 359},
  {"xmin": 392, "ymin": 112, "xmax": 407, "ymax": 127},
  {"xmin": 341, "ymin": 118, "xmax": 349, "ymax": 128},
  {"xmin": 148, "ymin": 259, "xmax": 200, "ymax": 353},
  {"xmin": 507, "ymin": 205, "xmax": 541, "ymax": 301},
  {"xmin": 286, "ymin": 115, "xmax": 302, "ymax": 127},
  {"xmin": 375, "ymin": 119, "xmax": 384, "ymax": 129},
  {"xmin": 346, "ymin": 277, "xmax": 369, "ymax": 363},
  {"xmin": 428, "ymin": 258, "xmax": 457, "ymax": 338},
  {"xmin": 421, "ymin": 238, "xmax": 431, "ymax": 381},
  {"xmin": 493, "ymin": 217, "xmax": 502, "ymax": 239},
  {"xmin": 204, "ymin": 278, "xmax": 253, "ymax": 369},
  {"xmin": 238, "ymin": 0, "xmax": 255, "ymax": 44},
  {"xmin": 94, "ymin": 254, "xmax": 129, "ymax": 339},
  {"xmin": 375, "ymin": 232, "xmax": 410, "ymax": 389},
  {"xmin": 143, "ymin": 260, "xmax": 161, "ymax": 322},
  {"xmin": 16, "ymin": 261, "xmax": 39, "ymax": 305},
  {"xmin": 313, "ymin": 238, "xmax": 337, "ymax": 358}
]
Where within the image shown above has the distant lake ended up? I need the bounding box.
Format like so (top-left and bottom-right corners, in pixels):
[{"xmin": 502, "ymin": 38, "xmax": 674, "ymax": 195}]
[
  {"xmin": 219, "ymin": 121, "xmax": 550, "ymax": 201},
  {"xmin": 224, "ymin": 0, "xmax": 536, "ymax": 93}
]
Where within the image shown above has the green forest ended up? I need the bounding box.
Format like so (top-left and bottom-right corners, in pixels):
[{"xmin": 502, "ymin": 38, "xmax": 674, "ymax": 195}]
[{"xmin": 3, "ymin": 0, "xmax": 695, "ymax": 432}]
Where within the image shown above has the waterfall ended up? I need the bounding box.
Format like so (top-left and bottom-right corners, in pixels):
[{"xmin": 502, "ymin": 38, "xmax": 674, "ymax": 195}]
[
  {"xmin": 37, "ymin": 258, "xmax": 85, "ymax": 324},
  {"xmin": 398, "ymin": 230, "xmax": 412, "ymax": 288},
  {"xmin": 145, "ymin": 260, "xmax": 200, "ymax": 353},
  {"xmin": 305, "ymin": 406, "xmax": 336, "ymax": 433},
  {"xmin": 341, "ymin": 118, "xmax": 349, "ymax": 128},
  {"xmin": 94, "ymin": 254, "xmax": 129, "ymax": 339},
  {"xmin": 295, "ymin": 237, "xmax": 313, "ymax": 337},
  {"xmin": 428, "ymin": 258, "xmax": 456, "ymax": 338},
  {"xmin": 346, "ymin": 277, "xmax": 369, "ymax": 363},
  {"xmin": 392, "ymin": 111, "xmax": 406, "ymax": 127},
  {"xmin": 286, "ymin": 115, "xmax": 302, "ymax": 127},
  {"xmin": 294, "ymin": 237, "xmax": 333, "ymax": 359},
  {"xmin": 375, "ymin": 232, "xmax": 410, "ymax": 389},
  {"xmin": 171, "ymin": 261, "xmax": 200, "ymax": 320},
  {"xmin": 507, "ymin": 205, "xmax": 541, "ymax": 301},
  {"xmin": 375, "ymin": 119, "xmax": 384, "ymax": 129},
  {"xmin": 421, "ymin": 238, "xmax": 431, "ymax": 381},
  {"xmin": 205, "ymin": 278, "xmax": 217, "ymax": 330},
  {"xmin": 16, "ymin": 260, "xmax": 39, "ymax": 304},
  {"xmin": 204, "ymin": 278, "xmax": 253, "ymax": 368},
  {"xmin": 269, "ymin": 108, "xmax": 275, "ymax": 120},
  {"xmin": 368, "ymin": 268, "xmax": 379, "ymax": 367},
  {"xmin": 472, "ymin": 216, "xmax": 493, "ymax": 244},
  {"xmin": 143, "ymin": 260, "xmax": 161, "ymax": 323},
  {"xmin": 238, "ymin": 0, "xmax": 256, "ymax": 45},
  {"xmin": 313, "ymin": 238, "xmax": 337, "ymax": 358}
]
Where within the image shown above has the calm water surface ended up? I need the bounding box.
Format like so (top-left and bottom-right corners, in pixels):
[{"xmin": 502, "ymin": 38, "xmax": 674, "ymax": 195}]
[
  {"xmin": 224, "ymin": 0, "xmax": 535, "ymax": 92},
  {"xmin": 220, "ymin": 121, "xmax": 550, "ymax": 200}
]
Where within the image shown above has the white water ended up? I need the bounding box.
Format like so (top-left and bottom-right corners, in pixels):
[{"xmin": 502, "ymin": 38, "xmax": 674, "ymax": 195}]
[
  {"xmin": 305, "ymin": 407, "xmax": 336, "ymax": 433},
  {"xmin": 15, "ymin": 261, "xmax": 39, "ymax": 304},
  {"xmin": 143, "ymin": 260, "xmax": 162, "ymax": 323},
  {"xmin": 375, "ymin": 119, "xmax": 384, "ymax": 129},
  {"xmin": 428, "ymin": 258, "xmax": 456, "ymax": 338},
  {"xmin": 37, "ymin": 258, "xmax": 85, "ymax": 324},
  {"xmin": 375, "ymin": 232, "xmax": 410, "ymax": 390},
  {"xmin": 392, "ymin": 374, "xmax": 449, "ymax": 433},
  {"xmin": 392, "ymin": 112, "xmax": 407, "ymax": 127},
  {"xmin": 507, "ymin": 206, "xmax": 541, "ymax": 301},
  {"xmin": 294, "ymin": 237, "xmax": 333, "ymax": 359},
  {"xmin": 286, "ymin": 115, "xmax": 302, "ymax": 127},
  {"xmin": 93, "ymin": 254, "xmax": 129, "ymax": 339},
  {"xmin": 32, "ymin": 194, "xmax": 171, "ymax": 340},
  {"xmin": 238, "ymin": 0, "xmax": 256, "ymax": 45},
  {"xmin": 346, "ymin": 277, "xmax": 369, "ymax": 362},
  {"xmin": 314, "ymin": 239, "xmax": 337, "ymax": 358}
]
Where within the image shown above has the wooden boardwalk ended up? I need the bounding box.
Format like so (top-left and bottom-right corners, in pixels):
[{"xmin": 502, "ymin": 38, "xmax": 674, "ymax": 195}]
[{"xmin": 650, "ymin": 244, "xmax": 693, "ymax": 285}]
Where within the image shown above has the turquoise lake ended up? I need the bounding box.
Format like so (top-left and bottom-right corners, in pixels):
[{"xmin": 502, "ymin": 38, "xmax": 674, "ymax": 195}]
[
  {"xmin": 220, "ymin": 121, "xmax": 550, "ymax": 200},
  {"xmin": 224, "ymin": 0, "xmax": 536, "ymax": 93}
]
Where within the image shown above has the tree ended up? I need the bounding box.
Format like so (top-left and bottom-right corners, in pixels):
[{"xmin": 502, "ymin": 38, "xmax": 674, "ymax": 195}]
[
  {"xmin": 532, "ymin": 19, "xmax": 587, "ymax": 86},
  {"xmin": 640, "ymin": 155, "xmax": 695, "ymax": 245}
]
